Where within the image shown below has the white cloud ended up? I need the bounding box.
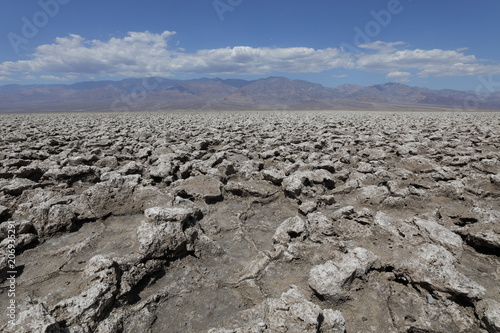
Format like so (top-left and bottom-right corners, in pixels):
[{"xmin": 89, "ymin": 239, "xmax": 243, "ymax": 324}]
[
  {"xmin": 359, "ymin": 41, "xmax": 406, "ymax": 53},
  {"xmin": 0, "ymin": 76, "xmax": 15, "ymax": 81},
  {"xmin": 40, "ymin": 74, "xmax": 77, "ymax": 81},
  {"xmin": 355, "ymin": 42, "xmax": 500, "ymax": 77},
  {"xmin": 386, "ymin": 71, "xmax": 411, "ymax": 82},
  {"xmin": 1, "ymin": 32, "xmax": 500, "ymax": 82}
]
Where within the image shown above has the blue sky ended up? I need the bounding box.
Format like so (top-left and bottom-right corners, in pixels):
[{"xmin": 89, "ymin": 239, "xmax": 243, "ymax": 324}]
[{"xmin": 1, "ymin": 0, "xmax": 500, "ymax": 91}]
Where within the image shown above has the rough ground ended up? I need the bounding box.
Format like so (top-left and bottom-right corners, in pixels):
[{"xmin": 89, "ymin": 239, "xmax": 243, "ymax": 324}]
[{"xmin": 1, "ymin": 110, "xmax": 499, "ymax": 333}]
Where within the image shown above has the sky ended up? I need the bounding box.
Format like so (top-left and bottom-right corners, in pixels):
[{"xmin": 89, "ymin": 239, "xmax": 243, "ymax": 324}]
[{"xmin": 1, "ymin": 0, "xmax": 500, "ymax": 91}]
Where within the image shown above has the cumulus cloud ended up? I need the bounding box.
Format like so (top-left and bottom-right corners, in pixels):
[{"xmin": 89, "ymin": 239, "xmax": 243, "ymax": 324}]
[
  {"xmin": 1, "ymin": 32, "xmax": 500, "ymax": 82},
  {"xmin": 355, "ymin": 41, "xmax": 500, "ymax": 77},
  {"xmin": 386, "ymin": 71, "xmax": 411, "ymax": 82}
]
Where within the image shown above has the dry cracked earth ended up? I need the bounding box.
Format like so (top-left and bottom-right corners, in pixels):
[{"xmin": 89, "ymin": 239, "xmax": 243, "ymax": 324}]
[{"xmin": 0, "ymin": 110, "xmax": 499, "ymax": 333}]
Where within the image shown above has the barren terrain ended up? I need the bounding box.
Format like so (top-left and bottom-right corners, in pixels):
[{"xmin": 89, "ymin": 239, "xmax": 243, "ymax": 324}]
[{"xmin": 1, "ymin": 110, "xmax": 499, "ymax": 333}]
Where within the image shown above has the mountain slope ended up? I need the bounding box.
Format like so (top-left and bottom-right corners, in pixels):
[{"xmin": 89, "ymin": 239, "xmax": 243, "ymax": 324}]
[{"xmin": 0, "ymin": 77, "xmax": 499, "ymax": 112}]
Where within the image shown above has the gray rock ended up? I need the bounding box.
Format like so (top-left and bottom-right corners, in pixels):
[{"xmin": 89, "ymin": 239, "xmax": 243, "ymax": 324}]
[
  {"xmin": 173, "ymin": 175, "xmax": 223, "ymax": 203},
  {"xmin": 298, "ymin": 201, "xmax": 317, "ymax": 215},
  {"xmin": 208, "ymin": 286, "xmax": 345, "ymax": 333},
  {"xmin": 119, "ymin": 161, "xmax": 144, "ymax": 175},
  {"xmin": 413, "ymin": 218, "xmax": 463, "ymax": 255},
  {"xmin": 356, "ymin": 185, "xmax": 389, "ymax": 205},
  {"xmin": 395, "ymin": 244, "xmax": 486, "ymax": 302},
  {"xmin": 476, "ymin": 299, "xmax": 500, "ymax": 333},
  {"xmin": 144, "ymin": 206, "xmax": 199, "ymax": 225},
  {"xmin": 262, "ymin": 169, "xmax": 285, "ymax": 185},
  {"xmin": 0, "ymin": 178, "xmax": 39, "ymax": 196},
  {"xmin": 308, "ymin": 247, "xmax": 378, "ymax": 303},
  {"xmin": 3, "ymin": 299, "xmax": 60, "ymax": 333},
  {"xmin": 273, "ymin": 216, "xmax": 307, "ymax": 244},
  {"xmin": 225, "ymin": 180, "xmax": 277, "ymax": 198},
  {"xmin": 52, "ymin": 255, "xmax": 119, "ymax": 331}
]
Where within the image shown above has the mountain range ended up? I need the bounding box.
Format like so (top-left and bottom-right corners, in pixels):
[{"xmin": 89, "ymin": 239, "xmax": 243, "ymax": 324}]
[{"xmin": 1, "ymin": 76, "xmax": 500, "ymax": 112}]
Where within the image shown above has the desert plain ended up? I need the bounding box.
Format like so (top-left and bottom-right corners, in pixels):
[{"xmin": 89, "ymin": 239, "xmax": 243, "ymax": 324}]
[{"xmin": 0, "ymin": 110, "xmax": 499, "ymax": 332}]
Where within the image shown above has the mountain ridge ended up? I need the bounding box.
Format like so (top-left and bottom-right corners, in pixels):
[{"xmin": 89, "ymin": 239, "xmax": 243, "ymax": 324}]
[{"xmin": 1, "ymin": 76, "xmax": 499, "ymax": 112}]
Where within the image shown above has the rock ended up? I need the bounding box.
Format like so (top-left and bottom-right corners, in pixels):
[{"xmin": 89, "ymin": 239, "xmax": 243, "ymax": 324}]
[
  {"xmin": 42, "ymin": 165, "xmax": 98, "ymax": 182},
  {"xmin": 12, "ymin": 190, "xmax": 78, "ymax": 238},
  {"xmin": 298, "ymin": 201, "xmax": 317, "ymax": 215},
  {"xmin": 0, "ymin": 178, "xmax": 39, "ymax": 196},
  {"xmin": 359, "ymin": 148, "xmax": 387, "ymax": 161},
  {"xmin": 137, "ymin": 206, "xmax": 201, "ymax": 259},
  {"xmin": 144, "ymin": 206, "xmax": 200, "ymax": 225},
  {"xmin": 0, "ymin": 220, "xmax": 34, "ymax": 240},
  {"xmin": 95, "ymin": 155, "xmax": 118, "ymax": 169},
  {"xmin": 208, "ymin": 286, "xmax": 345, "ymax": 333},
  {"xmin": 456, "ymin": 228, "xmax": 500, "ymax": 255},
  {"xmin": 413, "ymin": 218, "xmax": 463, "ymax": 255},
  {"xmin": 307, "ymin": 212, "xmax": 336, "ymax": 240},
  {"xmin": 14, "ymin": 165, "xmax": 44, "ymax": 180},
  {"xmin": 173, "ymin": 175, "xmax": 223, "ymax": 203},
  {"xmin": 149, "ymin": 153, "xmax": 178, "ymax": 179},
  {"xmin": 394, "ymin": 244, "xmax": 486, "ymax": 302},
  {"xmin": 273, "ymin": 216, "xmax": 307, "ymax": 244},
  {"xmin": 308, "ymin": 247, "xmax": 378, "ymax": 303},
  {"xmin": 0, "ymin": 232, "xmax": 37, "ymax": 251},
  {"xmin": 282, "ymin": 173, "xmax": 304, "ymax": 196},
  {"xmin": 52, "ymin": 255, "xmax": 119, "ymax": 331},
  {"xmin": 401, "ymin": 156, "xmax": 437, "ymax": 173},
  {"xmin": 119, "ymin": 161, "xmax": 144, "ymax": 175},
  {"xmin": 73, "ymin": 174, "xmax": 141, "ymax": 219},
  {"xmin": 0, "ymin": 205, "xmax": 8, "ymax": 220},
  {"xmin": 356, "ymin": 185, "xmax": 389, "ymax": 205},
  {"xmin": 225, "ymin": 180, "xmax": 277, "ymax": 198},
  {"xmin": 3, "ymin": 299, "xmax": 60, "ymax": 333},
  {"xmin": 357, "ymin": 162, "xmax": 374, "ymax": 173},
  {"xmin": 476, "ymin": 299, "xmax": 500, "ymax": 333}
]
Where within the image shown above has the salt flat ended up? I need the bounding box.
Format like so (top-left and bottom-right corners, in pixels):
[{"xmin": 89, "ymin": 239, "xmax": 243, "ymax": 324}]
[{"xmin": 1, "ymin": 110, "xmax": 499, "ymax": 332}]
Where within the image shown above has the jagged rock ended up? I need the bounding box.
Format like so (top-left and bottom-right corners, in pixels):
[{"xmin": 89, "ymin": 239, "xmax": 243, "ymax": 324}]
[
  {"xmin": 308, "ymin": 247, "xmax": 379, "ymax": 303},
  {"xmin": 273, "ymin": 216, "xmax": 307, "ymax": 244},
  {"xmin": 413, "ymin": 218, "xmax": 463, "ymax": 255},
  {"xmin": 281, "ymin": 173, "xmax": 304, "ymax": 196},
  {"xmin": 73, "ymin": 173, "xmax": 142, "ymax": 219},
  {"xmin": 357, "ymin": 162, "xmax": 374, "ymax": 173},
  {"xmin": 0, "ymin": 220, "xmax": 33, "ymax": 240},
  {"xmin": 95, "ymin": 155, "xmax": 119, "ymax": 169},
  {"xmin": 0, "ymin": 178, "xmax": 39, "ymax": 196},
  {"xmin": 12, "ymin": 190, "xmax": 77, "ymax": 238},
  {"xmin": 137, "ymin": 206, "xmax": 201, "ymax": 259},
  {"xmin": 394, "ymin": 244, "xmax": 486, "ymax": 302},
  {"xmin": 149, "ymin": 153, "xmax": 178, "ymax": 179},
  {"xmin": 144, "ymin": 206, "xmax": 200, "ymax": 225},
  {"xmin": 307, "ymin": 212, "xmax": 337, "ymax": 240},
  {"xmin": 2, "ymin": 299, "xmax": 60, "ymax": 333},
  {"xmin": 42, "ymin": 165, "xmax": 98, "ymax": 182},
  {"xmin": 208, "ymin": 286, "xmax": 345, "ymax": 333},
  {"xmin": 298, "ymin": 201, "xmax": 317, "ymax": 215},
  {"xmin": 14, "ymin": 165, "xmax": 43, "ymax": 180},
  {"xmin": 0, "ymin": 232, "xmax": 37, "ymax": 251},
  {"xmin": 476, "ymin": 299, "xmax": 500, "ymax": 333},
  {"xmin": 52, "ymin": 255, "xmax": 120, "ymax": 332},
  {"xmin": 119, "ymin": 161, "xmax": 144, "ymax": 175},
  {"xmin": 225, "ymin": 180, "xmax": 277, "ymax": 198},
  {"xmin": 173, "ymin": 175, "xmax": 223, "ymax": 203},
  {"xmin": 356, "ymin": 185, "xmax": 389, "ymax": 205}
]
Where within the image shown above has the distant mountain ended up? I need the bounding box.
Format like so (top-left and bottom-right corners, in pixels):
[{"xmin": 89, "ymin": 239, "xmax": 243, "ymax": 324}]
[{"xmin": 1, "ymin": 76, "xmax": 499, "ymax": 112}]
